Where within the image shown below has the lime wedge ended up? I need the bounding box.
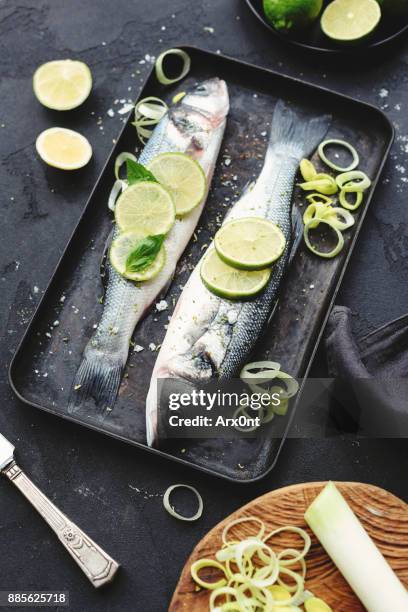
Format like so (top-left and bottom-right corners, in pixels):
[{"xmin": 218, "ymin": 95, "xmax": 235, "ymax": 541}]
[
  {"xmin": 36, "ymin": 127, "xmax": 92, "ymax": 170},
  {"xmin": 147, "ymin": 152, "xmax": 206, "ymax": 216},
  {"xmin": 33, "ymin": 60, "xmax": 92, "ymax": 111},
  {"xmin": 215, "ymin": 217, "xmax": 286, "ymax": 270},
  {"xmin": 321, "ymin": 0, "xmax": 381, "ymax": 42},
  {"xmin": 110, "ymin": 230, "xmax": 166, "ymax": 282},
  {"xmin": 201, "ymin": 249, "xmax": 271, "ymax": 299},
  {"xmin": 115, "ymin": 182, "xmax": 175, "ymax": 235}
]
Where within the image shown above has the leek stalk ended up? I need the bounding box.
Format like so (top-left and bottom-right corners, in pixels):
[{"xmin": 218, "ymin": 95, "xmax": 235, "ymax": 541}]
[{"xmin": 305, "ymin": 482, "xmax": 408, "ymax": 612}]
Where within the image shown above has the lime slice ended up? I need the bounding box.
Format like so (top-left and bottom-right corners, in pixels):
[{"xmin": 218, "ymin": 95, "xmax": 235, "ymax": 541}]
[
  {"xmin": 321, "ymin": 0, "xmax": 381, "ymax": 42},
  {"xmin": 201, "ymin": 249, "xmax": 271, "ymax": 300},
  {"xmin": 35, "ymin": 127, "xmax": 92, "ymax": 170},
  {"xmin": 110, "ymin": 230, "xmax": 166, "ymax": 282},
  {"xmin": 214, "ymin": 217, "xmax": 286, "ymax": 270},
  {"xmin": 147, "ymin": 153, "xmax": 206, "ymax": 216},
  {"xmin": 115, "ymin": 182, "xmax": 175, "ymax": 235},
  {"xmin": 33, "ymin": 60, "xmax": 92, "ymax": 111}
]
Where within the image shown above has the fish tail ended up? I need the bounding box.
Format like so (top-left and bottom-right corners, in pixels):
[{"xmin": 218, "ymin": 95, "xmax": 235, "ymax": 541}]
[
  {"xmin": 289, "ymin": 203, "xmax": 304, "ymax": 264},
  {"xmin": 68, "ymin": 351, "xmax": 122, "ymax": 415},
  {"xmin": 268, "ymin": 100, "xmax": 331, "ymax": 159}
]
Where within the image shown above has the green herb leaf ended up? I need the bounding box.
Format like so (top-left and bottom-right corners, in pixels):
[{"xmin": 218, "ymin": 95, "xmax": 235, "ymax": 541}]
[
  {"xmin": 126, "ymin": 159, "xmax": 157, "ymax": 185},
  {"xmin": 125, "ymin": 234, "xmax": 165, "ymax": 273}
]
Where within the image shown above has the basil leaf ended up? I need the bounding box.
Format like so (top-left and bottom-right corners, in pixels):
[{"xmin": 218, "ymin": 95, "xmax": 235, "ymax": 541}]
[
  {"xmin": 126, "ymin": 159, "xmax": 157, "ymax": 185},
  {"xmin": 125, "ymin": 234, "xmax": 165, "ymax": 273}
]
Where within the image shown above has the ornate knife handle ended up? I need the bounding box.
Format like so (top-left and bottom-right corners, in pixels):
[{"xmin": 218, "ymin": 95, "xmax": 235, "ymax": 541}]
[{"xmin": 3, "ymin": 461, "xmax": 119, "ymax": 587}]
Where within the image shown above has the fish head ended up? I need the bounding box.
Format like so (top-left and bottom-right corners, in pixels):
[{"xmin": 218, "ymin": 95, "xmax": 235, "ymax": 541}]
[
  {"xmin": 166, "ymin": 78, "xmax": 228, "ymax": 155},
  {"xmin": 181, "ymin": 78, "xmax": 229, "ymax": 127},
  {"xmin": 164, "ymin": 351, "xmax": 215, "ymax": 384}
]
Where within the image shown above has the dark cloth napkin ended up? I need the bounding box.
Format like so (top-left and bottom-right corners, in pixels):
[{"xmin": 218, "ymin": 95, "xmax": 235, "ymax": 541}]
[{"xmin": 324, "ymin": 306, "xmax": 408, "ymax": 436}]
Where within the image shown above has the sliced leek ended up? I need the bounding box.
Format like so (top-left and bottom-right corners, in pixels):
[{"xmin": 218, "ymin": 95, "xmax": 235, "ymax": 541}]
[
  {"xmin": 155, "ymin": 48, "xmax": 191, "ymax": 85},
  {"xmin": 221, "ymin": 516, "xmax": 266, "ymax": 546},
  {"xmin": 190, "ymin": 516, "xmax": 330, "ymax": 612},
  {"xmin": 108, "ymin": 178, "xmax": 126, "ymax": 211},
  {"xmin": 318, "ymin": 139, "xmax": 359, "ymax": 172},
  {"xmin": 107, "ymin": 152, "xmax": 137, "ymax": 210},
  {"xmin": 132, "ymin": 97, "xmax": 168, "ymax": 145},
  {"xmin": 240, "ymin": 361, "xmax": 298, "ymax": 399},
  {"xmin": 336, "ymin": 170, "xmax": 371, "ymax": 192},
  {"xmin": 304, "ymin": 218, "xmax": 344, "ymax": 259},
  {"xmin": 238, "ymin": 361, "xmax": 299, "ymax": 428},
  {"xmin": 303, "ymin": 202, "xmax": 355, "ymax": 231},
  {"xmin": 303, "ymin": 203, "xmax": 331, "ymax": 228},
  {"xmin": 163, "ymin": 484, "xmax": 203, "ymax": 521},
  {"xmin": 240, "ymin": 360, "xmax": 281, "ymax": 376},
  {"xmin": 300, "ymin": 158, "xmax": 317, "ymax": 182},
  {"xmin": 306, "ymin": 192, "xmax": 333, "ymax": 206},
  {"xmin": 339, "ymin": 189, "xmax": 364, "ymax": 211},
  {"xmin": 190, "ymin": 559, "xmax": 229, "ymax": 590},
  {"xmin": 114, "ymin": 151, "xmax": 137, "ymax": 180},
  {"xmin": 328, "ymin": 207, "xmax": 355, "ymax": 230},
  {"xmin": 298, "ymin": 175, "xmax": 338, "ymax": 195},
  {"xmin": 172, "ymin": 91, "xmax": 186, "ymax": 104}
]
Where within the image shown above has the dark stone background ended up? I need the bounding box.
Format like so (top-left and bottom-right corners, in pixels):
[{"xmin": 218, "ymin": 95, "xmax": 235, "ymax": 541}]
[{"xmin": 0, "ymin": 1, "xmax": 407, "ymax": 610}]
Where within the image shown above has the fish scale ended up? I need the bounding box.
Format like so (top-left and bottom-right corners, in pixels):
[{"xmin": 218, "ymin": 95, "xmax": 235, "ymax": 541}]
[
  {"xmin": 219, "ymin": 144, "xmax": 302, "ymax": 377},
  {"xmin": 68, "ymin": 78, "xmax": 229, "ymax": 415},
  {"xmin": 146, "ymin": 100, "xmax": 330, "ymax": 445}
]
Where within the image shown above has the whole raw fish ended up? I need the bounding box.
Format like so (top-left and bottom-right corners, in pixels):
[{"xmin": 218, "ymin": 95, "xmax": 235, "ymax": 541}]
[
  {"xmin": 146, "ymin": 100, "xmax": 330, "ymax": 445},
  {"xmin": 69, "ymin": 78, "xmax": 229, "ymax": 414}
]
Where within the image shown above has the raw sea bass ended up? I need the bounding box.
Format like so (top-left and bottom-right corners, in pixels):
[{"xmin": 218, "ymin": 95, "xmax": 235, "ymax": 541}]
[
  {"xmin": 146, "ymin": 101, "xmax": 330, "ymax": 445},
  {"xmin": 69, "ymin": 78, "xmax": 229, "ymax": 415}
]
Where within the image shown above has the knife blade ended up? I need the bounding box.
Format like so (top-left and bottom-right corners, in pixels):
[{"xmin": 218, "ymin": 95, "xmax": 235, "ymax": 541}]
[
  {"xmin": 0, "ymin": 432, "xmax": 14, "ymax": 470},
  {"xmin": 0, "ymin": 430, "xmax": 119, "ymax": 587}
]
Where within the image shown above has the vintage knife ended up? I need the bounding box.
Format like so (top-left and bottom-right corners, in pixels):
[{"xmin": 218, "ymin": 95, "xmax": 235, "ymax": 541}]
[{"xmin": 0, "ymin": 431, "xmax": 119, "ymax": 587}]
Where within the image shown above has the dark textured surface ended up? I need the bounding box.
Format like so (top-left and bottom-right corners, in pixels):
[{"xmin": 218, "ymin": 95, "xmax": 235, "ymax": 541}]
[{"xmin": 0, "ymin": 1, "xmax": 407, "ymax": 610}]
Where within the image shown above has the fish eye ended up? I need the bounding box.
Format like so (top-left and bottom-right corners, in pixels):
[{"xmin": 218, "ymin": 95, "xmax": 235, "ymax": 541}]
[{"xmin": 194, "ymin": 84, "xmax": 208, "ymax": 94}]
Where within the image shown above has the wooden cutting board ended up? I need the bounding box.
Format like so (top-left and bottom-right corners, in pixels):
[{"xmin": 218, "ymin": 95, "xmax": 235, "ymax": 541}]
[{"xmin": 170, "ymin": 481, "xmax": 408, "ymax": 611}]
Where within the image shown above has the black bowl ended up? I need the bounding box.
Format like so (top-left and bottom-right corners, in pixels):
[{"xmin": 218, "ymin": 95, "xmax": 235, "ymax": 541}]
[{"xmin": 245, "ymin": 0, "xmax": 408, "ymax": 54}]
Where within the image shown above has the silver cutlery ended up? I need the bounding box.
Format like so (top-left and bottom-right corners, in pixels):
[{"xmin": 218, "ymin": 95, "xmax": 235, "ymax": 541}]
[{"xmin": 0, "ymin": 431, "xmax": 119, "ymax": 587}]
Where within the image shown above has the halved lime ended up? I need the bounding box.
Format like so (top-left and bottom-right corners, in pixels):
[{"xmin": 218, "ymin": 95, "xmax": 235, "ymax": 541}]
[
  {"xmin": 215, "ymin": 217, "xmax": 286, "ymax": 270},
  {"xmin": 147, "ymin": 153, "xmax": 206, "ymax": 216},
  {"xmin": 110, "ymin": 230, "xmax": 166, "ymax": 282},
  {"xmin": 321, "ymin": 0, "xmax": 381, "ymax": 42},
  {"xmin": 36, "ymin": 127, "xmax": 92, "ymax": 170},
  {"xmin": 115, "ymin": 182, "xmax": 175, "ymax": 235},
  {"xmin": 33, "ymin": 60, "xmax": 92, "ymax": 111},
  {"xmin": 201, "ymin": 249, "xmax": 271, "ymax": 299}
]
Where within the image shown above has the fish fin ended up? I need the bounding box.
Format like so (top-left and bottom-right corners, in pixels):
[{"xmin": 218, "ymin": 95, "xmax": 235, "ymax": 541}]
[
  {"xmin": 239, "ymin": 179, "xmax": 256, "ymax": 196},
  {"xmin": 68, "ymin": 352, "xmax": 122, "ymax": 416},
  {"xmin": 99, "ymin": 228, "xmax": 115, "ymax": 292},
  {"xmin": 160, "ymin": 270, "xmax": 175, "ymax": 299},
  {"xmin": 268, "ymin": 100, "xmax": 331, "ymax": 159},
  {"xmin": 266, "ymin": 205, "xmax": 303, "ymax": 327},
  {"xmin": 267, "ymin": 298, "xmax": 279, "ymax": 326},
  {"xmin": 146, "ymin": 382, "xmax": 158, "ymax": 447},
  {"xmin": 289, "ymin": 204, "xmax": 304, "ymax": 265}
]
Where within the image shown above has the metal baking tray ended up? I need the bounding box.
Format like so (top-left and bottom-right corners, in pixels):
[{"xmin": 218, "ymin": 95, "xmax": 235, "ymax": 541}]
[{"xmin": 9, "ymin": 46, "xmax": 393, "ymax": 482}]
